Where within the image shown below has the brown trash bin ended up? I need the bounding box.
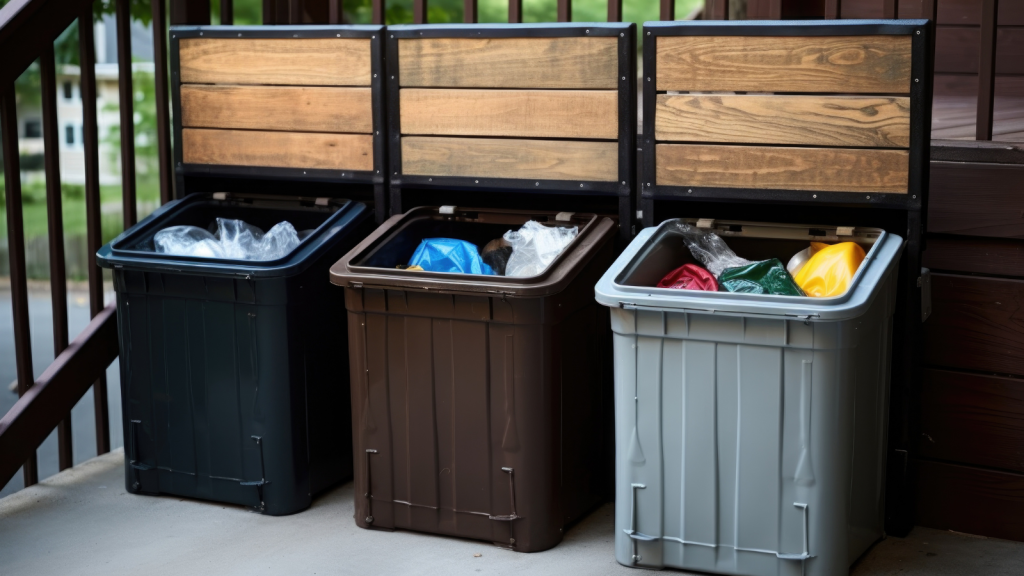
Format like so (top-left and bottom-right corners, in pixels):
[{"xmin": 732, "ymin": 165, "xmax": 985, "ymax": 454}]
[{"xmin": 329, "ymin": 207, "xmax": 617, "ymax": 552}]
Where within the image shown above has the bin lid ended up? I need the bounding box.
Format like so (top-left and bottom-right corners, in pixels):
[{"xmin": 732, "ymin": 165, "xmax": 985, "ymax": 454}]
[
  {"xmin": 330, "ymin": 206, "xmax": 616, "ymax": 298},
  {"xmin": 595, "ymin": 218, "xmax": 905, "ymax": 322},
  {"xmin": 97, "ymin": 192, "xmax": 369, "ymax": 279},
  {"xmin": 642, "ymin": 19, "xmax": 931, "ymax": 211},
  {"xmin": 170, "ymin": 25, "xmax": 385, "ymax": 190}
]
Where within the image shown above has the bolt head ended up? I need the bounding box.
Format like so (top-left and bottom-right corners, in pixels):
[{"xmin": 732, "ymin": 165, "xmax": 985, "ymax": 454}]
[
  {"xmin": 620, "ymin": 33, "xmax": 624, "ymax": 37},
  {"xmin": 580, "ymin": 183, "xmax": 584, "ymax": 188},
  {"xmin": 509, "ymin": 538, "xmax": 516, "ymax": 544},
  {"xmin": 647, "ymin": 31, "xmax": 650, "ymax": 36},
  {"xmin": 475, "ymin": 180, "xmax": 479, "ymax": 184},
  {"xmin": 366, "ymin": 516, "xmax": 374, "ymax": 523},
  {"xmin": 813, "ymin": 194, "xmax": 817, "ymax": 198}
]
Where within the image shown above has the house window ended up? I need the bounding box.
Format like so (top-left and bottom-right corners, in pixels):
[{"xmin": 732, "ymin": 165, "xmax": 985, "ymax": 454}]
[
  {"xmin": 24, "ymin": 119, "xmax": 42, "ymax": 138},
  {"xmin": 65, "ymin": 125, "xmax": 75, "ymax": 145},
  {"xmin": 63, "ymin": 81, "xmax": 73, "ymax": 100}
]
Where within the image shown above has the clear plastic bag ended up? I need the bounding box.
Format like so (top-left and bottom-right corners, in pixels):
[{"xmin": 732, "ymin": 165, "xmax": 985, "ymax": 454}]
[
  {"xmin": 503, "ymin": 221, "xmax": 578, "ymax": 278},
  {"xmin": 674, "ymin": 223, "xmax": 751, "ymax": 277},
  {"xmin": 154, "ymin": 218, "xmax": 303, "ymax": 261}
]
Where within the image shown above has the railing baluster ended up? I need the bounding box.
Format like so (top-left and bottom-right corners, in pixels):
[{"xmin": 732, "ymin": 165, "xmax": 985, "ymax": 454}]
[
  {"xmin": 115, "ymin": 0, "xmax": 137, "ymax": 227},
  {"xmin": 152, "ymin": 0, "xmax": 173, "ymax": 204},
  {"xmin": 414, "ymin": 0, "xmax": 427, "ymax": 23},
  {"xmin": 171, "ymin": 0, "xmax": 212, "ymax": 24},
  {"xmin": 221, "ymin": 0, "xmax": 234, "ymax": 24},
  {"xmin": 824, "ymin": 0, "xmax": 840, "ymax": 19},
  {"xmin": 464, "ymin": 0, "xmax": 477, "ymax": 23},
  {"xmin": 705, "ymin": 0, "xmax": 728, "ymax": 20},
  {"xmin": 659, "ymin": 0, "xmax": 673, "ymax": 20},
  {"xmin": 1, "ymin": 84, "xmax": 39, "ymax": 487},
  {"xmin": 976, "ymin": 0, "xmax": 999, "ymax": 141},
  {"xmin": 557, "ymin": 0, "xmax": 571, "ymax": 22},
  {"xmin": 882, "ymin": 0, "xmax": 898, "ymax": 19},
  {"xmin": 508, "ymin": 0, "xmax": 522, "ymax": 23},
  {"xmin": 768, "ymin": 0, "xmax": 781, "ymax": 19},
  {"xmin": 79, "ymin": 7, "xmax": 111, "ymax": 456},
  {"xmin": 40, "ymin": 45, "xmax": 73, "ymax": 471},
  {"xmin": 922, "ymin": 0, "xmax": 937, "ymax": 20},
  {"xmin": 608, "ymin": 0, "xmax": 622, "ymax": 22},
  {"xmin": 329, "ymin": 0, "xmax": 340, "ymax": 23}
]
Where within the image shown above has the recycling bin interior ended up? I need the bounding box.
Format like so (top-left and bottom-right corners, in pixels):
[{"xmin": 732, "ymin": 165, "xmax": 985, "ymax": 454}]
[
  {"xmin": 330, "ymin": 206, "xmax": 617, "ymax": 552},
  {"xmin": 98, "ymin": 192, "xmax": 371, "ymax": 515},
  {"xmin": 595, "ymin": 218, "xmax": 904, "ymax": 576}
]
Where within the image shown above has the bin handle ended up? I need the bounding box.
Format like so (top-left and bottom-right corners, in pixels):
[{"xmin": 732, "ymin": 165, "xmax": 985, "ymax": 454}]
[{"xmin": 623, "ymin": 483, "xmax": 657, "ymax": 563}]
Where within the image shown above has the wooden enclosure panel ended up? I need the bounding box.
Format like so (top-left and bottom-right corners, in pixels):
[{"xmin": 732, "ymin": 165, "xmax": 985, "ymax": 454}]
[
  {"xmin": 179, "ymin": 38, "xmax": 372, "ymax": 86},
  {"xmin": 921, "ymin": 369, "xmax": 1024, "ymax": 473},
  {"xmin": 401, "ymin": 136, "xmax": 618, "ymax": 181},
  {"xmin": 928, "ymin": 162, "xmax": 1024, "ymax": 239},
  {"xmin": 181, "ymin": 85, "xmax": 373, "ymax": 133},
  {"xmin": 924, "ymin": 274, "xmax": 1024, "ymax": 377},
  {"xmin": 398, "ymin": 37, "xmax": 618, "ymax": 89},
  {"xmin": 917, "ymin": 460, "xmax": 1024, "ymax": 542},
  {"xmin": 924, "ymin": 236, "xmax": 1024, "ymax": 277},
  {"xmin": 935, "ymin": 28, "xmax": 1024, "ymax": 75},
  {"xmin": 656, "ymin": 35, "xmax": 913, "ymax": 94},
  {"xmin": 655, "ymin": 144, "xmax": 908, "ymax": 193},
  {"xmin": 183, "ymin": 129, "xmax": 373, "ymax": 171},
  {"xmin": 655, "ymin": 94, "xmax": 910, "ymax": 147},
  {"xmin": 400, "ymin": 89, "xmax": 618, "ymax": 139}
]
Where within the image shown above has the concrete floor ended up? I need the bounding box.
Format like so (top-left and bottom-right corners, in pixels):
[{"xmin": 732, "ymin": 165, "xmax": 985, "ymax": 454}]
[{"xmin": 2, "ymin": 450, "xmax": 1023, "ymax": 576}]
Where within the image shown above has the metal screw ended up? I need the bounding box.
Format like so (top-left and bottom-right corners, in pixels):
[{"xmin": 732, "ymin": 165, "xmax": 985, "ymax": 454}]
[
  {"xmin": 376, "ymin": 131, "xmax": 379, "ymax": 135},
  {"xmin": 394, "ymin": 172, "xmax": 398, "ymax": 175},
  {"xmin": 132, "ymin": 481, "xmax": 140, "ymax": 490},
  {"xmin": 372, "ymin": 35, "xmax": 375, "ymax": 39},
  {"xmin": 586, "ymin": 30, "xmax": 590, "ymax": 34},
  {"xmin": 475, "ymin": 180, "xmax": 479, "ymax": 183},
  {"xmin": 391, "ymin": 76, "xmax": 395, "ymax": 80},
  {"xmin": 622, "ymin": 76, "xmax": 626, "ymax": 81},
  {"xmin": 620, "ymin": 33, "xmax": 624, "ymax": 37},
  {"xmin": 172, "ymin": 35, "xmax": 176, "ymax": 39},
  {"xmin": 916, "ymin": 30, "xmax": 921, "ymax": 35},
  {"xmin": 428, "ymin": 178, "xmax": 432, "ymax": 181},
  {"xmin": 813, "ymin": 194, "xmax": 817, "ymax": 198},
  {"xmin": 647, "ymin": 77, "xmax": 651, "ymax": 81},
  {"xmin": 915, "ymin": 78, "xmax": 919, "ymax": 82},
  {"xmin": 510, "ymin": 538, "xmax": 516, "ymax": 544},
  {"xmin": 535, "ymin": 182, "xmax": 540, "ymax": 186},
  {"xmin": 580, "ymin": 183, "xmax": 584, "ymax": 188},
  {"xmin": 199, "ymin": 32, "xmax": 203, "ymax": 36},
  {"xmin": 687, "ymin": 189, "xmax": 692, "ymax": 193},
  {"xmin": 866, "ymin": 195, "xmax": 871, "ymax": 199},
  {"xmin": 338, "ymin": 34, "xmax": 342, "ymax": 37},
  {"xmin": 373, "ymin": 73, "xmax": 377, "ymax": 77},
  {"xmin": 366, "ymin": 516, "xmax": 374, "ymax": 523},
  {"xmin": 391, "ymin": 35, "xmax": 394, "ymax": 38},
  {"xmin": 303, "ymin": 171, "xmax": 307, "ymax": 174},
  {"xmin": 238, "ymin": 33, "xmax": 242, "ymax": 37},
  {"xmin": 647, "ymin": 183, "xmax": 651, "ymax": 186},
  {"xmin": 294, "ymin": 34, "xmax": 299, "ymax": 38},
  {"xmin": 622, "ymin": 181, "xmax": 626, "ymax": 185},
  {"xmin": 912, "ymin": 195, "xmax": 917, "ymax": 199},
  {"xmin": 376, "ymin": 170, "xmax": 379, "ymax": 173},
  {"xmin": 647, "ymin": 31, "xmax": 650, "ymax": 36}
]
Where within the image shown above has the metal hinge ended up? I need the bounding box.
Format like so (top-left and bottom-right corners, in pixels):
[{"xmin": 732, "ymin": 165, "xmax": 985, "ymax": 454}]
[
  {"xmin": 212, "ymin": 192, "xmax": 229, "ymax": 201},
  {"xmin": 439, "ymin": 205, "xmax": 456, "ymax": 215},
  {"xmin": 836, "ymin": 226, "xmax": 855, "ymax": 236},
  {"xmin": 241, "ymin": 435, "xmax": 271, "ymax": 513},
  {"xmin": 315, "ymin": 197, "xmax": 330, "ymax": 206},
  {"xmin": 695, "ymin": 218, "xmax": 715, "ymax": 229},
  {"xmin": 623, "ymin": 483, "xmax": 657, "ymax": 564},
  {"xmin": 555, "ymin": 212, "xmax": 575, "ymax": 222}
]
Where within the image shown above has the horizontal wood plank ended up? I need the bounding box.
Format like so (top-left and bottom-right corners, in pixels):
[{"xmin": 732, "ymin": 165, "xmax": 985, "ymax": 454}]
[
  {"xmin": 928, "ymin": 162, "xmax": 1024, "ymax": 239},
  {"xmin": 917, "ymin": 459, "xmax": 1024, "ymax": 542},
  {"xmin": 400, "ymin": 89, "xmax": 618, "ymax": 139},
  {"xmin": 179, "ymin": 38, "xmax": 371, "ymax": 86},
  {"xmin": 398, "ymin": 37, "xmax": 618, "ymax": 89},
  {"xmin": 655, "ymin": 144, "xmax": 908, "ymax": 193},
  {"xmin": 401, "ymin": 136, "xmax": 618, "ymax": 181},
  {"xmin": 183, "ymin": 129, "xmax": 373, "ymax": 171},
  {"xmin": 181, "ymin": 85, "xmax": 373, "ymax": 133},
  {"xmin": 924, "ymin": 274, "xmax": 1024, "ymax": 376},
  {"xmin": 656, "ymin": 35, "xmax": 913, "ymax": 94},
  {"xmin": 924, "ymin": 236, "xmax": 1024, "ymax": 277},
  {"xmin": 655, "ymin": 94, "xmax": 910, "ymax": 147},
  {"xmin": 921, "ymin": 369, "xmax": 1024, "ymax": 473}
]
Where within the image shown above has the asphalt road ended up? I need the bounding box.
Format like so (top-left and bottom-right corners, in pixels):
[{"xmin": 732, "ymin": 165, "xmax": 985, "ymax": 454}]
[{"xmin": 0, "ymin": 286, "xmax": 123, "ymax": 498}]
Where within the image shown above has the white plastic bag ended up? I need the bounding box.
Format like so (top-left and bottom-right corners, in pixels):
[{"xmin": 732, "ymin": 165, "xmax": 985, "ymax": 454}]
[
  {"xmin": 674, "ymin": 222, "xmax": 751, "ymax": 278},
  {"xmin": 503, "ymin": 221, "xmax": 578, "ymax": 277},
  {"xmin": 154, "ymin": 218, "xmax": 303, "ymax": 261}
]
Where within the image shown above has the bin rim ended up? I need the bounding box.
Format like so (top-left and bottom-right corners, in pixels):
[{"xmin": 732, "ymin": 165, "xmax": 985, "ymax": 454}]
[
  {"xmin": 96, "ymin": 192, "xmax": 370, "ymax": 279},
  {"xmin": 330, "ymin": 206, "xmax": 617, "ymax": 298},
  {"xmin": 595, "ymin": 218, "xmax": 905, "ymax": 322}
]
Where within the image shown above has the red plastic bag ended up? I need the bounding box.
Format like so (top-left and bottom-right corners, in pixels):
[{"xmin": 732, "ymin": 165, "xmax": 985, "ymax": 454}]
[{"xmin": 657, "ymin": 263, "xmax": 718, "ymax": 291}]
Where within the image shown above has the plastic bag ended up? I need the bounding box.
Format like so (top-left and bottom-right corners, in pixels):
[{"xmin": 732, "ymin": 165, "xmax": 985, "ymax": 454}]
[
  {"xmin": 675, "ymin": 223, "xmax": 751, "ymax": 277},
  {"xmin": 657, "ymin": 263, "xmax": 718, "ymax": 291},
  {"xmin": 719, "ymin": 259, "xmax": 805, "ymax": 296},
  {"xmin": 793, "ymin": 242, "xmax": 866, "ymax": 298},
  {"xmin": 407, "ymin": 238, "xmax": 496, "ymax": 275},
  {"xmin": 481, "ymin": 238, "xmax": 513, "ymax": 276},
  {"xmin": 154, "ymin": 218, "xmax": 303, "ymax": 261},
  {"xmin": 503, "ymin": 221, "xmax": 578, "ymax": 278}
]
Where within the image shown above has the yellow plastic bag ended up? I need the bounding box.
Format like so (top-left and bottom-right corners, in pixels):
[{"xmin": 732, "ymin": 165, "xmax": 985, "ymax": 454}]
[{"xmin": 793, "ymin": 242, "xmax": 866, "ymax": 298}]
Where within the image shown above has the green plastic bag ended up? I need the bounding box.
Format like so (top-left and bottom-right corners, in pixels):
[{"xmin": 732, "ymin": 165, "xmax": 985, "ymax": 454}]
[{"xmin": 719, "ymin": 258, "xmax": 805, "ymax": 296}]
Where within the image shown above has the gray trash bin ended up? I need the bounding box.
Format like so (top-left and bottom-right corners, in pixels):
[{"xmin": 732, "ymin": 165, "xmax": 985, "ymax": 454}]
[{"xmin": 595, "ymin": 218, "xmax": 903, "ymax": 576}]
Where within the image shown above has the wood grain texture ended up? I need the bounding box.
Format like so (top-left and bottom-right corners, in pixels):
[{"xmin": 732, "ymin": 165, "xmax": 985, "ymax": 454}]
[
  {"xmin": 181, "ymin": 85, "xmax": 373, "ymax": 133},
  {"xmin": 400, "ymin": 89, "xmax": 618, "ymax": 139},
  {"xmin": 917, "ymin": 459, "xmax": 1024, "ymax": 542},
  {"xmin": 179, "ymin": 38, "xmax": 371, "ymax": 86},
  {"xmin": 183, "ymin": 128, "xmax": 373, "ymax": 170},
  {"xmin": 656, "ymin": 35, "xmax": 912, "ymax": 94},
  {"xmin": 655, "ymin": 144, "xmax": 909, "ymax": 193},
  {"xmin": 924, "ymin": 274, "xmax": 1024, "ymax": 377},
  {"xmin": 655, "ymin": 94, "xmax": 910, "ymax": 147},
  {"xmin": 924, "ymin": 236, "xmax": 1024, "ymax": 277},
  {"xmin": 921, "ymin": 368, "xmax": 1024, "ymax": 473},
  {"xmin": 401, "ymin": 136, "xmax": 618, "ymax": 181},
  {"xmin": 928, "ymin": 162, "xmax": 1024, "ymax": 239},
  {"xmin": 398, "ymin": 37, "xmax": 618, "ymax": 89}
]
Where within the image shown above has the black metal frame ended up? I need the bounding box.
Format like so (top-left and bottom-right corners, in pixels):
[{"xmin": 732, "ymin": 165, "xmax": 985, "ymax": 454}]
[
  {"xmin": 385, "ymin": 23, "xmax": 637, "ymax": 238},
  {"xmin": 640, "ymin": 19, "xmax": 933, "ymax": 227},
  {"xmin": 169, "ymin": 25, "xmax": 388, "ymax": 220}
]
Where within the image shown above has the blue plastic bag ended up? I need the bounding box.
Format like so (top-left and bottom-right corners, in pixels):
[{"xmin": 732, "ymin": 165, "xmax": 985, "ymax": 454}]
[{"xmin": 408, "ymin": 238, "xmax": 496, "ymax": 275}]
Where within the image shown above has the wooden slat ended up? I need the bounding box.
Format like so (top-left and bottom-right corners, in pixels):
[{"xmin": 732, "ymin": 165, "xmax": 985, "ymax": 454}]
[
  {"xmin": 183, "ymin": 129, "xmax": 374, "ymax": 171},
  {"xmin": 400, "ymin": 89, "xmax": 618, "ymax": 139},
  {"xmin": 924, "ymin": 236, "xmax": 1024, "ymax": 277},
  {"xmin": 398, "ymin": 37, "xmax": 618, "ymax": 89},
  {"xmin": 655, "ymin": 94, "xmax": 910, "ymax": 148},
  {"xmin": 656, "ymin": 35, "xmax": 913, "ymax": 94},
  {"xmin": 655, "ymin": 144, "xmax": 909, "ymax": 193},
  {"xmin": 928, "ymin": 162, "xmax": 1024, "ymax": 239},
  {"xmin": 181, "ymin": 85, "xmax": 373, "ymax": 133},
  {"xmin": 179, "ymin": 38, "xmax": 372, "ymax": 86},
  {"xmin": 401, "ymin": 136, "xmax": 619, "ymax": 181},
  {"xmin": 924, "ymin": 274, "xmax": 1024, "ymax": 376},
  {"xmin": 921, "ymin": 368, "xmax": 1024, "ymax": 474},
  {"xmin": 917, "ymin": 460, "xmax": 1024, "ymax": 542}
]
